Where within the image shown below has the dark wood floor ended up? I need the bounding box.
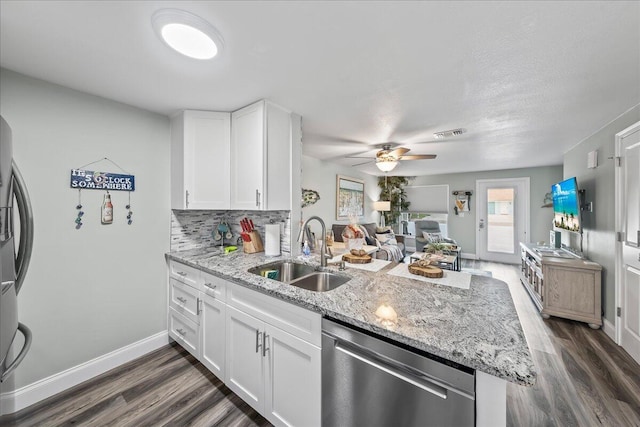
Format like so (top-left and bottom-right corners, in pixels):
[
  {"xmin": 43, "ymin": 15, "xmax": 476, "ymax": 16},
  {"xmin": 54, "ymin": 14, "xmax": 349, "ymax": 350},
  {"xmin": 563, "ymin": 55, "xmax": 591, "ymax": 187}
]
[{"xmin": 2, "ymin": 261, "xmax": 639, "ymax": 426}]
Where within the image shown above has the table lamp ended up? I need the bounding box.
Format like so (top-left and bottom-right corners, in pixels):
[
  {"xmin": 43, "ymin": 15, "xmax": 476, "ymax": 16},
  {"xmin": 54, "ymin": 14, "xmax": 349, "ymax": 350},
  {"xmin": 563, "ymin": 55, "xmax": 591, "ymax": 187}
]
[{"xmin": 373, "ymin": 200, "xmax": 391, "ymax": 228}]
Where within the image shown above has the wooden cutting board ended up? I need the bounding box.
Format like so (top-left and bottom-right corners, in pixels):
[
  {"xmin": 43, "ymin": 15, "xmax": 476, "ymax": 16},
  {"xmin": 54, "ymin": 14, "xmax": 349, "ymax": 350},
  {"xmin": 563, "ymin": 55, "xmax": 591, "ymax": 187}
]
[
  {"xmin": 408, "ymin": 263, "xmax": 443, "ymax": 278},
  {"xmin": 342, "ymin": 253, "xmax": 372, "ymax": 264}
]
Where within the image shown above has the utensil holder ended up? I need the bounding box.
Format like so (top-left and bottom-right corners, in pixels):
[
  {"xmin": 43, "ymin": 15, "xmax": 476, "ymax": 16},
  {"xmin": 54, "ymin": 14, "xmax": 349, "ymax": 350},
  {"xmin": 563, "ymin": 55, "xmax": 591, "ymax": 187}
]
[{"xmin": 244, "ymin": 231, "xmax": 264, "ymax": 254}]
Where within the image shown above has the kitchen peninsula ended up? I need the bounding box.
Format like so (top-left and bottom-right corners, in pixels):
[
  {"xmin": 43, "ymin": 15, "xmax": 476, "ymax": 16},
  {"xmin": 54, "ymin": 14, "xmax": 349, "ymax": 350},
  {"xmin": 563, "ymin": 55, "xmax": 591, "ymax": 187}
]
[{"xmin": 166, "ymin": 248, "xmax": 536, "ymax": 426}]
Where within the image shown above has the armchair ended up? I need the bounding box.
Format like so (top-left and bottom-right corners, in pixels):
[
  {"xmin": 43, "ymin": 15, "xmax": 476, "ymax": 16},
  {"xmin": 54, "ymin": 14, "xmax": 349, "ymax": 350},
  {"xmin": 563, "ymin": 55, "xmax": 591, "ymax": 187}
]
[{"xmin": 414, "ymin": 220, "xmax": 457, "ymax": 253}]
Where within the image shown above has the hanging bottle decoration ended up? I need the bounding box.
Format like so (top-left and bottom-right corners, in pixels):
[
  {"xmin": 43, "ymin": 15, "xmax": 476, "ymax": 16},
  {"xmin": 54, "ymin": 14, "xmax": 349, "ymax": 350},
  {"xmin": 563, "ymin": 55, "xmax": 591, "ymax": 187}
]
[
  {"xmin": 101, "ymin": 191, "xmax": 113, "ymax": 224},
  {"xmin": 75, "ymin": 189, "xmax": 84, "ymax": 229},
  {"xmin": 125, "ymin": 191, "xmax": 133, "ymax": 225},
  {"xmin": 70, "ymin": 157, "xmax": 136, "ymax": 229}
]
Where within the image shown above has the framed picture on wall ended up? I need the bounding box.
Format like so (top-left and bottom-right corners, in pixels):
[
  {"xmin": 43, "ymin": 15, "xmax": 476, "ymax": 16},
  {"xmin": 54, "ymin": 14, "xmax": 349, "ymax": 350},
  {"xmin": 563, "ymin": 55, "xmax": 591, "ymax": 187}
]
[{"xmin": 336, "ymin": 175, "xmax": 365, "ymax": 220}]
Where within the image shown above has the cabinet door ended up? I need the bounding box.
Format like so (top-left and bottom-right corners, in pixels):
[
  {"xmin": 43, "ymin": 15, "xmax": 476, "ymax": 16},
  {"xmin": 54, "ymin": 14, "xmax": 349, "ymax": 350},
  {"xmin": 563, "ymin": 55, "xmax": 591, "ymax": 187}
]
[
  {"xmin": 264, "ymin": 325, "xmax": 321, "ymax": 427},
  {"xmin": 201, "ymin": 293, "xmax": 226, "ymax": 379},
  {"xmin": 172, "ymin": 110, "xmax": 231, "ymax": 209},
  {"xmin": 225, "ymin": 305, "xmax": 265, "ymax": 413},
  {"xmin": 231, "ymin": 101, "xmax": 265, "ymax": 210}
]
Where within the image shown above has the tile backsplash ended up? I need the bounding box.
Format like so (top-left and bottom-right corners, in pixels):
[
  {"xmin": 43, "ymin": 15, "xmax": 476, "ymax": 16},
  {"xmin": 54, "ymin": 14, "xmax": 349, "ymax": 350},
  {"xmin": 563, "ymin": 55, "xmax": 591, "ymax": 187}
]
[{"xmin": 171, "ymin": 210, "xmax": 291, "ymax": 254}]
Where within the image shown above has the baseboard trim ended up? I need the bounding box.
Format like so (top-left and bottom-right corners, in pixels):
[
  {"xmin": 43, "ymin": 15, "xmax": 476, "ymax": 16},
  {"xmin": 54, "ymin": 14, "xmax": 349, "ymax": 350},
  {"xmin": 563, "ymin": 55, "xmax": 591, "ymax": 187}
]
[
  {"xmin": 603, "ymin": 317, "xmax": 616, "ymax": 342},
  {"xmin": 461, "ymin": 252, "xmax": 477, "ymax": 260},
  {"xmin": 0, "ymin": 331, "xmax": 169, "ymax": 415}
]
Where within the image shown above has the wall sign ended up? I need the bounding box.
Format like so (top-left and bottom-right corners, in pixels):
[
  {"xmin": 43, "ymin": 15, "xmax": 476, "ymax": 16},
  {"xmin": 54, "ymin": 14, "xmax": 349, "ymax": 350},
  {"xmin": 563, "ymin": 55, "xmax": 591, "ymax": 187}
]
[{"xmin": 70, "ymin": 169, "xmax": 135, "ymax": 191}]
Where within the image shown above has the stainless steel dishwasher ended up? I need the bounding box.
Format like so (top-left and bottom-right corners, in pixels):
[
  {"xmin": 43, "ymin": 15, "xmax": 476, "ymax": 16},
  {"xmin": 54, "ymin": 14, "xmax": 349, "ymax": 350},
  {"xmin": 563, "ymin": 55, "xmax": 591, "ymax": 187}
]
[{"xmin": 322, "ymin": 318, "xmax": 475, "ymax": 427}]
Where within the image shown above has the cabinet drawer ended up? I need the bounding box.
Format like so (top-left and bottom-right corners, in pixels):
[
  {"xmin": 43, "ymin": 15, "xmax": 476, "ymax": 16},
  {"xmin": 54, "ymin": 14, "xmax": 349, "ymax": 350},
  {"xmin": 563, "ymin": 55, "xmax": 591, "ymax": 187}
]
[
  {"xmin": 169, "ymin": 307, "xmax": 199, "ymax": 358},
  {"xmin": 169, "ymin": 260, "xmax": 202, "ymax": 289},
  {"xmin": 169, "ymin": 278, "xmax": 200, "ymax": 324},
  {"xmin": 227, "ymin": 282, "xmax": 321, "ymax": 347},
  {"xmin": 202, "ymin": 271, "xmax": 227, "ymax": 302}
]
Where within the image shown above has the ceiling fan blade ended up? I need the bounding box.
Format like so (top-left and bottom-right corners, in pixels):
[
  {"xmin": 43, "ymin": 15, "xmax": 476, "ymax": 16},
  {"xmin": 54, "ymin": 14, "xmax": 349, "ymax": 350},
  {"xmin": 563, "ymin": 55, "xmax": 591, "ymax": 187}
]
[
  {"xmin": 388, "ymin": 147, "xmax": 410, "ymax": 158},
  {"xmin": 352, "ymin": 160, "xmax": 374, "ymax": 166},
  {"xmin": 400, "ymin": 154, "xmax": 437, "ymax": 160},
  {"xmin": 346, "ymin": 156, "xmax": 375, "ymax": 159}
]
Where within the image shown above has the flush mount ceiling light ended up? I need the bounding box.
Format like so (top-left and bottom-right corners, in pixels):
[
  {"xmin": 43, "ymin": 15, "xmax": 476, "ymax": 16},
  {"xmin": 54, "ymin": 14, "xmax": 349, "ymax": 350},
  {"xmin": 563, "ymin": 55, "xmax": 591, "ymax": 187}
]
[
  {"xmin": 376, "ymin": 157, "xmax": 399, "ymax": 172},
  {"xmin": 152, "ymin": 9, "xmax": 224, "ymax": 60}
]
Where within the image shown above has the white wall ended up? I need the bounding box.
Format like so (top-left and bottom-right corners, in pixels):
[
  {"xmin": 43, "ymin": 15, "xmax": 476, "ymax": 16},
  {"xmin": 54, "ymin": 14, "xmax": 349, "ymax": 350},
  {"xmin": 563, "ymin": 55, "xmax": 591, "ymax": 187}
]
[
  {"xmin": 301, "ymin": 155, "xmax": 379, "ymax": 236},
  {"xmin": 0, "ymin": 69, "xmax": 170, "ymax": 390},
  {"xmin": 564, "ymin": 104, "xmax": 640, "ymax": 323},
  {"xmin": 408, "ymin": 166, "xmax": 564, "ymax": 255}
]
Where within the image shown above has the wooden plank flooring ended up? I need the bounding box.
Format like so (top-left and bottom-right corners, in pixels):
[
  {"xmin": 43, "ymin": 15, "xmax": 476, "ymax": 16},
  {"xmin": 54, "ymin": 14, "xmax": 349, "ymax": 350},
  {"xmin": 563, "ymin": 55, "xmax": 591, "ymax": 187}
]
[{"xmin": 1, "ymin": 261, "xmax": 639, "ymax": 426}]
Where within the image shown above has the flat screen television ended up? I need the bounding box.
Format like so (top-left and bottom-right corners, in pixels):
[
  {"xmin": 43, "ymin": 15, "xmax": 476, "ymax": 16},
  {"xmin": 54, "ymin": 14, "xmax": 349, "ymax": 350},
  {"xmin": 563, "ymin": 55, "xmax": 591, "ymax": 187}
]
[{"xmin": 551, "ymin": 177, "xmax": 582, "ymax": 233}]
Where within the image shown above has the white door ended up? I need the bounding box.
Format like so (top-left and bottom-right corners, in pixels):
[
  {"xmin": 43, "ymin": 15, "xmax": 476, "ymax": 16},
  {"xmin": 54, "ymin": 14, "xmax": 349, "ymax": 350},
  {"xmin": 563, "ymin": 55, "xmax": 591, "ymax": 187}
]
[
  {"xmin": 476, "ymin": 178, "xmax": 529, "ymax": 264},
  {"xmin": 225, "ymin": 305, "xmax": 264, "ymax": 413},
  {"xmin": 230, "ymin": 101, "xmax": 265, "ymax": 210},
  {"xmin": 200, "ymin": 293, "xmax": 226, "ymax": 379},
  {"xmin": 616, "ymin": 121, "xmax": 640, "ymax": 364},
  {"xmin": 183, "ymin": 111, "xmax": 231, "ymax": 209},
  {"xmin": 264, "ymin": 325, "xmax": 321, "ymax": 427}
]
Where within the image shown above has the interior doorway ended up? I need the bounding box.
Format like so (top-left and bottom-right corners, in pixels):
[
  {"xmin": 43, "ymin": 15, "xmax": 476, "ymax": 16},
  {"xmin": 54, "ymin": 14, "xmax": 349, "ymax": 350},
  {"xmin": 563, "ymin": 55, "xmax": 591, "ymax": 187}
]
[
  {"xmin": 476, "ymin": 178, "xmax": 530, "ymax": 264},
  {"xmin": 615, "ymin": 121, "xmax": 640, "ymax": 364}
]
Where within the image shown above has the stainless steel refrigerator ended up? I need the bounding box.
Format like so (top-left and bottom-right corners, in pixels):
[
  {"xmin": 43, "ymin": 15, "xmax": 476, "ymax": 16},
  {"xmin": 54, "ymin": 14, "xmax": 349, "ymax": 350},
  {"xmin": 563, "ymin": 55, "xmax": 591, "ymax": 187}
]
[{"xmin": 1, "ymin": 115, "xmax": 33, "ymax": 382}]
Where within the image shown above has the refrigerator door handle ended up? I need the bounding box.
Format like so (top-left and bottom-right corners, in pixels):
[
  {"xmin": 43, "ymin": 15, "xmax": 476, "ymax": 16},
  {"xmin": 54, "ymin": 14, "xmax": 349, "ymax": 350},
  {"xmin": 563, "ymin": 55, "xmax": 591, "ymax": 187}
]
[
  {"xmin": 12, "ymin": 160, "xmax": 34, "ymax": 295},
  {"xmin": 0, "ymin": 322, "xmax": 32, "ymax": 383}
]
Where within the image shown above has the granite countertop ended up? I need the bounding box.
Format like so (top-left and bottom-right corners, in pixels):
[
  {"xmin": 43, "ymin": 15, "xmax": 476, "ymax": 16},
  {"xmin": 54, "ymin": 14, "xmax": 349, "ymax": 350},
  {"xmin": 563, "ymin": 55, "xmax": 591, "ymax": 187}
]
[{"xmin": 167, "ymin": 248, "xmax": 536, "ymax": 386}]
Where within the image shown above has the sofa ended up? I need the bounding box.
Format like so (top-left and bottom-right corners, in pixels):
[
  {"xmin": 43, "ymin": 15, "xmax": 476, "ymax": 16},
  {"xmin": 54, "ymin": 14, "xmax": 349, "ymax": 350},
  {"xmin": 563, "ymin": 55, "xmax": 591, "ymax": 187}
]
[{"xmin": 331, "ymin": 223, "xmax": 405, "ymax": 261}]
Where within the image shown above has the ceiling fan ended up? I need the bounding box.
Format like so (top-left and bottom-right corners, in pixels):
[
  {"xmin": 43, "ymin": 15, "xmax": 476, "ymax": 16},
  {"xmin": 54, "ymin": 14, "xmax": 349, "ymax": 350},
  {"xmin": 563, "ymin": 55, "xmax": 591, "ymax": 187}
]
[{"xmin": 349, "ymin": 144, "xmax": 437, "ymax": 172}]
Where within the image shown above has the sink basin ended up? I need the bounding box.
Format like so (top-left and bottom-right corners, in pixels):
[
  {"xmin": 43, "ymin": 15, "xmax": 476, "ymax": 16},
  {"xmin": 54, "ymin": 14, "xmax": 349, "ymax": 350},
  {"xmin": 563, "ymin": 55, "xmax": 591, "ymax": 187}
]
[
  {"xmin": 249, "ymin": 261, "xmax": 350, "ymax": 292},
  {"xmin": 288, "ymin": 272, "xmax": 350, "ymax": 292},
  {"xmin": 248, "ymin": 261, "xmax": 315, "ymax": 282}
]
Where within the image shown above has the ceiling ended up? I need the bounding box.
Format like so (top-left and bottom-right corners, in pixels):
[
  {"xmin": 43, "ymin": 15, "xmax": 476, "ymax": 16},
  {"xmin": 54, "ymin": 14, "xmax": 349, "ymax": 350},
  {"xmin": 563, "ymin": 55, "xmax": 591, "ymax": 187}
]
[{"xmin": 1, "ymin": 1, "xmax": 638, "ymax": 176}]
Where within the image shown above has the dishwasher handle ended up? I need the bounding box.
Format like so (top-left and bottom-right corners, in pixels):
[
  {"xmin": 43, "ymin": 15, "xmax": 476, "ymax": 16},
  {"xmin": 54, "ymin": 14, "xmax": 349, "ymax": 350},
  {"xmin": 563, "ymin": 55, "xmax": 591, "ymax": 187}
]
[{"xmin": 334, "ymin": 341, "xmax": 448, "ymax": 400}]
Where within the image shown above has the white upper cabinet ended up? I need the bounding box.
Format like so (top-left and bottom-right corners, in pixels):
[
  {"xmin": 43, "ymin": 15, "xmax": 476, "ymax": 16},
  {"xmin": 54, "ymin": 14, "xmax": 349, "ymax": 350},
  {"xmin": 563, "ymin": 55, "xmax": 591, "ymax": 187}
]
[
  {"xmin": 171, "ymin": 110, "xmax": 231, "ymax": 209},
  {"xmin": 230, "ymin": 100, "xmax": 292, "ymax": 210}
]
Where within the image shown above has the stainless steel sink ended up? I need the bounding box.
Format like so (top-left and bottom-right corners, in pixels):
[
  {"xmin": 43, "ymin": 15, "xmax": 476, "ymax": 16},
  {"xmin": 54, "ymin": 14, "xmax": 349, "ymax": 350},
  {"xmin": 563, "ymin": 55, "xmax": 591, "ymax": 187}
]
[
  {"xmin": 288, "ymin": 271, "xmax": 350, "ymax": 292},
  {"xmin": 248, "ymin": 261, "xmax": 315, "ymax": 282},
  {"xmin": 249, "ymin": 261, "xmax": 350, "ymax": 292}
]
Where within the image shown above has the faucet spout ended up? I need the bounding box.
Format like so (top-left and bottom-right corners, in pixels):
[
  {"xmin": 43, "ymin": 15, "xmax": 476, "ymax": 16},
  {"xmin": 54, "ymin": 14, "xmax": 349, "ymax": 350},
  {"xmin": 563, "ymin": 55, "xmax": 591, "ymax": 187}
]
[{"xmin": 299, "ymin": 216, "xmax": 328, "ymax": 267}]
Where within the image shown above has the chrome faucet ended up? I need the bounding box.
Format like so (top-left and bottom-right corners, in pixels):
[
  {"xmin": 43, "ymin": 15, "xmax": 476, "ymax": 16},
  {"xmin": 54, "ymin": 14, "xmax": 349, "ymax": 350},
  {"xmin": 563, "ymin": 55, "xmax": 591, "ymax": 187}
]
[{"xmin": 299, "ymin": 216, "xmax": 330, "ymax": 267}]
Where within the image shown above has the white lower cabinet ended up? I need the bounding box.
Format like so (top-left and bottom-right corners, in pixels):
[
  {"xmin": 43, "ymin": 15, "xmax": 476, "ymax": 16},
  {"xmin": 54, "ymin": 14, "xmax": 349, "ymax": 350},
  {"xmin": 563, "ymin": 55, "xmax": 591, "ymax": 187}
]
[
  {"xmin": 225, "ymin": 305, "xmax": 321, "ymax": 427},
  {"xmin": 201, "ymin": 293, "xmax": 226, "ymax": 379},
  {"xmin": 265, "ymin": 323, "xmax": 321, "ymax": 427},
  {"xmin": 167, "ymin": 260, "xmax": 321, "ymax": 426}
]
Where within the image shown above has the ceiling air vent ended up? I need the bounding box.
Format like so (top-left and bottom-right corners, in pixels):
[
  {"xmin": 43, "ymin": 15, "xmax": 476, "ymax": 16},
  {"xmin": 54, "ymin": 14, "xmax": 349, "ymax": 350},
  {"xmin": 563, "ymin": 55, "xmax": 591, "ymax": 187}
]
[{"xmin": 433, "ymin": 128, "xmax": 466, "ymax": 139}]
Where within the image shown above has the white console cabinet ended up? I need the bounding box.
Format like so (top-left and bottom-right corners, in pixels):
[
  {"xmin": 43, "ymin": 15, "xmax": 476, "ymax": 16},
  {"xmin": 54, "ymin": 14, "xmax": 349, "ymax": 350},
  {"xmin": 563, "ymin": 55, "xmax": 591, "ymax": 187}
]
[{"xmin": 519, "ymin": 242, "xmax": 602, "ymax": 329}]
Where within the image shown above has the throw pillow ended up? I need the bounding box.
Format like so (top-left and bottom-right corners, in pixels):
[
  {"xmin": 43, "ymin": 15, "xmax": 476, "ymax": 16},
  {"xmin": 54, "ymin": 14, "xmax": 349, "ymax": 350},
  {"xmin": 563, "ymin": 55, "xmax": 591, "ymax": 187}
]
[
  {"xmin": 376, "ymin": 232, "xmax": 398, "ymax": 246},
  {"xmin": 357, "ymin": 225, "xmax": 376, "ymax": 246},
  {"xmin": 422, "ymin": 231, "xmax": 443, "ymax": 243}
]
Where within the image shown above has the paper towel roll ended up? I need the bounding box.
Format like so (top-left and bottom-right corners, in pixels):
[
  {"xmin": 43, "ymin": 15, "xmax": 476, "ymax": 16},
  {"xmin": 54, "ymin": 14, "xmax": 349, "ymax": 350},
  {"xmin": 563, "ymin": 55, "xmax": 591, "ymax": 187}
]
[{"xmin": 264, "ymin": 224, "xmax": 281, "ymax": 256}]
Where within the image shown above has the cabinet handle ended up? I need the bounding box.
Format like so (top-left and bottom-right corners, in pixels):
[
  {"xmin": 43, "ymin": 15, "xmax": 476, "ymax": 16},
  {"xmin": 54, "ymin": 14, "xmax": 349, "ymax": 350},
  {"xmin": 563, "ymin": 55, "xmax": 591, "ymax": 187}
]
[
  {"xmin": 255, "ymin": 329, "xmax": 262, "ymax": 353},
  {"xmin": 262, "ymin": 331, "xmax": 269, "ymax": 357},
  {"xmin": 176, "ymin": 328, "xmax": 186, "ymax": 336},
  {"xmin": 185, "ymin": 190, "xmax": 190, "ymax": 209},
  {"xmin": 255, "ymin": 189, "xmax": 260, "ymax": 208},
  {"xmin": 196, "ymin": 297, "xmax": 201, "ymax": 315},
  {"xmin": 176, "ymin": 296, "xmax": 187, "ymax": 304},
  {"xmin": 176, "ymin": 271, "xmax": 187, "ymax": 276},
  {"xmin": 204, "ymin": 282, "xmax": 217, "ymax": 290}
]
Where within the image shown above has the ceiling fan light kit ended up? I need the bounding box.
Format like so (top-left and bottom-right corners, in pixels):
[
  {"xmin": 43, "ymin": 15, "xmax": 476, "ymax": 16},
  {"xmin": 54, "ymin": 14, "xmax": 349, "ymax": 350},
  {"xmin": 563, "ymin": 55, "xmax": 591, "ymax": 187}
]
[{"xmin": 376, "ymin": 157, "xmax": 399, "ymax": 172}]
